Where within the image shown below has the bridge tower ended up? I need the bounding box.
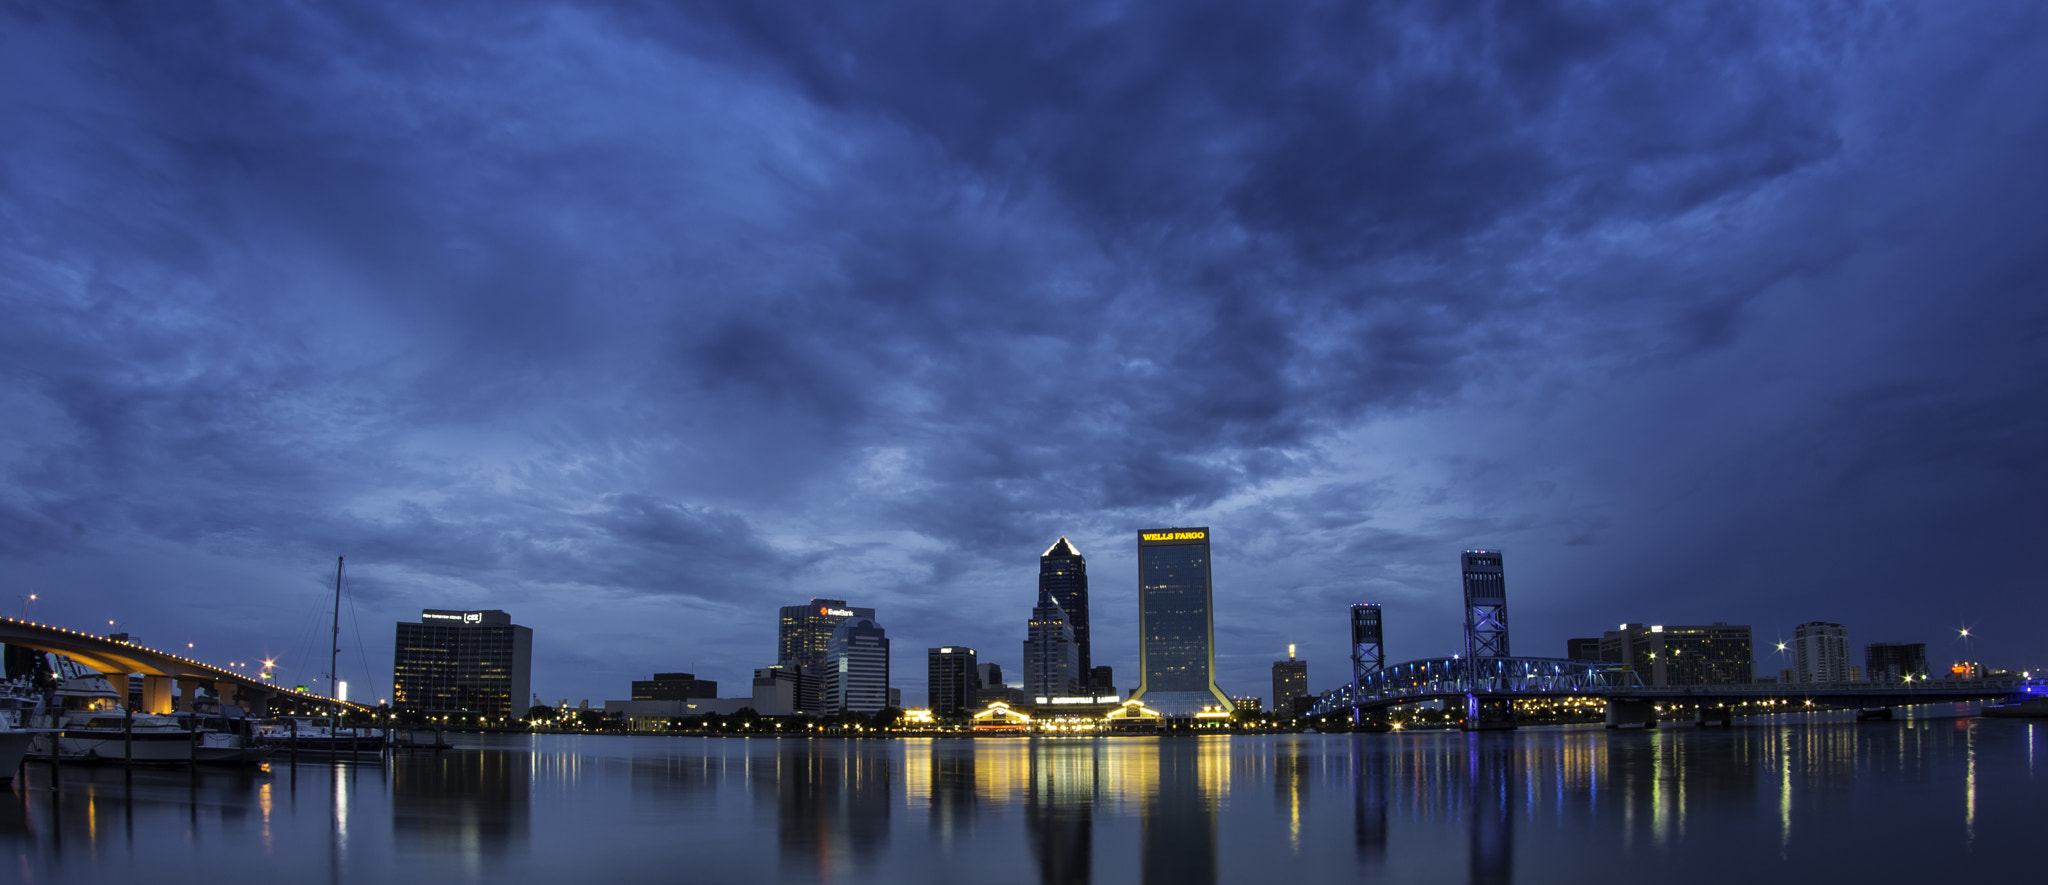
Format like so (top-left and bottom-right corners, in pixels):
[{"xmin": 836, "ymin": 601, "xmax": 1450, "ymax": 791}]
[
  {"xmin": 1461, "ymin": 551, "xmax": 1509, "ymax": 660},
  {"xmin": 1461, "ymin": 550, "xmax": 1515, "ymax": 730},
  {"xmin": 1350, "ymin": 603, "xmax": 1385, "ymax": 727}
]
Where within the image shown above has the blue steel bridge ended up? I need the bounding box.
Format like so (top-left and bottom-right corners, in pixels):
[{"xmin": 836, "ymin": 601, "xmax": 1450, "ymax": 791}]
[
  {"xmin": 1306, "ymin": 653, "xmax": 2041, "ymax": 728},
  {"xmin": 1309, "ymin": 551, "xmax": 2046, "ymax": 729}
]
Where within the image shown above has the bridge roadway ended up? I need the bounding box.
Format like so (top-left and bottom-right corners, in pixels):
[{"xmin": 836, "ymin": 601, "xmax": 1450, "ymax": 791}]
[
  {"xmin": 1, "ymin": 615, "xmax": 356, "ymax": 715},
  {"xmin": 1318, "ymin": 655, "xmax": 2043, "ymax": 723}
]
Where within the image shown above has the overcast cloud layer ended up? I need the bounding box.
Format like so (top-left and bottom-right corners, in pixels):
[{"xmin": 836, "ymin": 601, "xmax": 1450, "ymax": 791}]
[{"xmin": 3, "ymin": 1, "xmax": 2045, "ymax": 705}]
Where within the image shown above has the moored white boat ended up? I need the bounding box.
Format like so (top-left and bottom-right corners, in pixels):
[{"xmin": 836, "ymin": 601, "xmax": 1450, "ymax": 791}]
[
  {"xmin": 256, "ymin": 718, "xmax": 387, "ymax": 754},
  {"xmin": 1, "ymin": 676, "xmax": 46, "ymax": 780},
  {"xmin": 21, "ymin": 674, "xmax": 270, "ymax": 765}
]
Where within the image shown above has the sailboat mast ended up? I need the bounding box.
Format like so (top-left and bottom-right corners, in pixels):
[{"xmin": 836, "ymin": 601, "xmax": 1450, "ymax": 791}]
[{"xmin": 331, "ymin": 555, "xmax": 343, "ymax": 731}]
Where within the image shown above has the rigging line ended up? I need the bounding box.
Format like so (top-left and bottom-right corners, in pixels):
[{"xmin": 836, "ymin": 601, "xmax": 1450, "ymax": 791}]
[
  {"xmin": 281, "ymin": 577, "xmax": 331, "ymax": 687},
  {"xmin": 343, "ymin": 561, "xmax": 375, "ymax": 700}
]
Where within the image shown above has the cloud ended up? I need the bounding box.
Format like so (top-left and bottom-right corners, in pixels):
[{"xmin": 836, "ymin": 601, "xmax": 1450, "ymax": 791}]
[{"xmin": 1, "ymin": 1, "xmax": 2044, "ymax": 702}]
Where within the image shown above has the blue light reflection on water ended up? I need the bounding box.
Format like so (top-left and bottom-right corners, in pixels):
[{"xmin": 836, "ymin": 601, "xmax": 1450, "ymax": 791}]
[{"xmin": 2, "ymin": 718, "xmax": 2040, "ymax": 884}]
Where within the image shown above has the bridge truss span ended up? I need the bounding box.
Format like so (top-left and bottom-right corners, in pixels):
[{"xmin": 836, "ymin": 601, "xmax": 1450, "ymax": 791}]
[{"xmin": 1356, "ymin": 656, "xmax": 1644, "ymax": 709}]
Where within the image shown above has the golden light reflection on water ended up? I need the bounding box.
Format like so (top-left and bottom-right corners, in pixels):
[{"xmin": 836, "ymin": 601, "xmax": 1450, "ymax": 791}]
[
  {"xmin": 1965, "ymin": 726, "xmax": 1976, "ymax": 844},
  {"xmin": 1779, "ymin": 730, "xmax": 1793, "ymax": 854},
  {"xmin": 259, "ymin": 781, "xmax": 274, "ymax": 851}
]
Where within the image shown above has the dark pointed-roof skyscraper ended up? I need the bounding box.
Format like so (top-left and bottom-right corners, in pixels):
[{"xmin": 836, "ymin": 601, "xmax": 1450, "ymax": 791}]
[{"xmin": 1038, "ymin": 537, "xmax": 1092, "ymax": 684}]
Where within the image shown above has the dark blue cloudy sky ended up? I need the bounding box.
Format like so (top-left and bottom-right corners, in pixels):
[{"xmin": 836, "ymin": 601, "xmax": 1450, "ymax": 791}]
[{"xmin": 4, "ymin": 2, "xmax": 2045, "ymax": 706}]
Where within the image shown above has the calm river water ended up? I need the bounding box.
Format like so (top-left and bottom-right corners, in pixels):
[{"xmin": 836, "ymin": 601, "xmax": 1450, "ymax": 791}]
[{"xmin": 4, "ymin": 714, "xmax": 2040, "ymax": 884}]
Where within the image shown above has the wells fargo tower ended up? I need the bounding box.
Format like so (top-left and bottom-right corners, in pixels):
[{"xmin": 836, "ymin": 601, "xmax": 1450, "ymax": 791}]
[{"xmin": 1131, "ymin": 527, "xmax": 1232, "ymax": 716}]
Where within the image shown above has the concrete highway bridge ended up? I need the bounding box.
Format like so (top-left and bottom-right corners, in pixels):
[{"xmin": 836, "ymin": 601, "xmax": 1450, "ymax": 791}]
[{"xmin": 1, "ymin": 615, "xmax": 356, "ymax": 716}]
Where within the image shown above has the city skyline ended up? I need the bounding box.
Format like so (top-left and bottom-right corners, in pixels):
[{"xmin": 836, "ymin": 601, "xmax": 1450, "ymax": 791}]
[{"xmin": 3, "ymin": 3, "xmax": 2045, "ymax": 706}]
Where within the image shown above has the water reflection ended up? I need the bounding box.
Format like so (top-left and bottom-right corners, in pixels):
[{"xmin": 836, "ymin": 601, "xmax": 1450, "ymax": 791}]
[
  {"xmin": 2, "ymin": 720, "xmax": 2041, "ymax": 884},
  {"xmin": 1352, "ymin": 736, "xmax": 1388, "ymax": 866},
  {"xmin": 928, "ymin": 740, "xmax": 977, "ymax": 842},
  {"xmin": 1468, "ymin": 737, "xmax": 1514, "ymax": 885},
  {"xmin": 1027, "ymin": 741, "xmax": 1098, "ymax": 884},
  {"xmin": 1143, "ymin": 738, "xmax": 1219, "ymax": 885},
  {"xmin": 391, "ymin": 752, "xmax": 531, "ymax": 872},
  {"xmin": 776, "ymin": 741, "xmax": 892, "ymax": 880}
]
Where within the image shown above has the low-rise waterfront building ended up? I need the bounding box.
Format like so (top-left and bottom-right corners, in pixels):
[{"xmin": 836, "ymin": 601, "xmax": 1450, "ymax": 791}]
[{"xmin": 631, "ymin": 672, "xmax": 717, "ymax": 701}]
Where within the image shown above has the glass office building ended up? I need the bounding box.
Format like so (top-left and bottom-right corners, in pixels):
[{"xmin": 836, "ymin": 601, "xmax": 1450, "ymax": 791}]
[
  {"xmin": 778, "ymin": 598, "xmax": 875, "ymax": 670},
  {"xmin": 1131, "ymin": 527, "xmax": 1232, "ymax": 716},
  {"xmin": 927, "ymin": 646, "xmax": 980, "ymax": 716},
  {"xmin": 1038, "ymin": 537, "xmax": 1094, "ymax": 687},
  {"xmin": 392, "ymin": 609, "xmax": 532, "ymax": 719},
  {"xmin": 823, "ymin": 617, "xmax": 891, "ymax": 714}
]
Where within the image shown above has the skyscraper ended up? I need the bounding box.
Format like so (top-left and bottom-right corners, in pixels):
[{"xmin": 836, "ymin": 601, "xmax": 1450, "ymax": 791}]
[
  {"xmin": 779, "ymin": 598, "xmax": 875, "ymax": 669},
  {"xmin": 1039, "ymin": 537, "xmax": 1093, "ymax": 687},
  {"xmin": 392, "ymin": 609, "xmax": 532, "ymax": 719},
  {"xmin": 1132, "ymin": 527, "xmax": 1232, "ymax": 717},
  {"xmin": 823, "ymin": 617, "xmax": 891, "ymax": 714},
  {"xmin": 928, "ymin": 646, "xmax": 981, "ymax": 715},
  {"xmin": 1461, "ymin": 551, "xmax": 1509, "ymax": 660},
  {"xmin": 1024, "ymin": 591, "xmax": 1081, "ymax": 699},
  {"xmin": 1271, "ymin": 645, "xmax": 1307, "ymax": 718},
  {"xmin": 1792, "ymin": 621, "xmax": 1851, "ymax": 683}
]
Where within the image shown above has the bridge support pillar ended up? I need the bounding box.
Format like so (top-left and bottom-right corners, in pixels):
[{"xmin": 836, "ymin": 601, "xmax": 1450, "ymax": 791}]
[
  {"xmin": 177, "ymin": 679, "xmax": 199, "ymax": 713},
  {"xmin": 1463, "ymin": 695, "xmax": 1516, "ymax": 731},
  {"xmin": 1353, "ymin": 706, "xmax": 1392, "ymax": 733},
  {"xmin": 141, "ymin": 675, "xmax": 175, "ymax": 714},
  {"xmin": 1694, "ymin": 705, "xmax": 1732, "ymax": 727},
  {"xmin": 228, "ymin": 684, "xmax": 271, "ymax": 718},
  {"xmin": 1605, "ymin": 698, "xmax": 1657, "ymax": 729}
]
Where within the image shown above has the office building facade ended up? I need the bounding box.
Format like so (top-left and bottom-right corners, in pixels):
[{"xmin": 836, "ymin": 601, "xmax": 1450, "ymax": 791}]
[
  {"xmin": 1599, "ymin": 623, "xmax": 1754, "ymax": 687},
  {"xmin": 1566, "ymin": 638, "xmax": 1603, "ymax": 660},
  {"xmin": 1271, "ymin": 649, "xmax": 1307, "ymax": 717},
  {"xmin": 631, "ymin": 672, "xmax": 717, "ymax": 701},
  {"xmin": 1131, "ymin": 527, "xmax": 1232, "ymax": 716},
  {"xmin": 392, "ymin": 609, "xmax": 532, "ymax": 719},
  {"xmin": 1088, "ymin": 666, "xmax": 1113, "ymax": 696},
  {"xmin": 1866, "ymin": 642, "xmax": 1929, "ymax": 682},
  {"xmin": 778, "ymin": 598, "xmax": 876, "ymax": 670},
  {"xmin": 823, "ymin": 617, "xmax": 890, "ymax": 714},
  {"xmin": 928, "ymin": 646, "xmax": 981, "ymax": 715},
  {"xmin": 1039, "ymin": 537, "xmax": 1095, "ymax": 688},
  {"xmin": 1792, "ymin": 621, "xmax": 1852, "ymax": 683},
  {"xmin": 1024, "ymin": 591, "xmax": 1081, "ymax": 699},
  {"xmin": 750, "ymin": 666, "xmax": 805, "ymax": 716}
]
